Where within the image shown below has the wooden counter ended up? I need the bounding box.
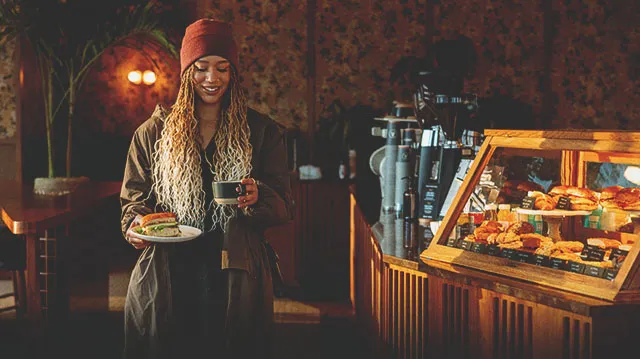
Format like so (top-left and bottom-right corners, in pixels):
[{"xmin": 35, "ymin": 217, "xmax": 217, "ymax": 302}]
[
  {"xmin": 0, "ymin": 180, "xmax": 122, "ymax": 330},
  {"xmin": 350, "ymin": 193, "xmax": 640, "ymax": 359}
]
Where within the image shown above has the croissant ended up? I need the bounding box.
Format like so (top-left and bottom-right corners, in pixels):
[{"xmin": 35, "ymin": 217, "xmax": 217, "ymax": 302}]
[{"xmin": 528, "ymin": 191, "xmax": 556, "ymax": 210}]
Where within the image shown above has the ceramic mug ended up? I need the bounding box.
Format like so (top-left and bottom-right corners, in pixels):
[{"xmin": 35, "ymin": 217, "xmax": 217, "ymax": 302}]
[{"xmin": 212, "ymin": 180, "xmax": 247, "ymax": 205}]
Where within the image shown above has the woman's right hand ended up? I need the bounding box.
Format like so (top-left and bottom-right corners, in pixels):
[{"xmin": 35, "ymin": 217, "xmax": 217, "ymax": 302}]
[{"xmin": 126, "ymin": 214, "xmax": 151, "ymax": 250}]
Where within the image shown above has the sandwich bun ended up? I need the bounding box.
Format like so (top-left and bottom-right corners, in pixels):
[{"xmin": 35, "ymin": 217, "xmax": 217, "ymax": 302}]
[
  {"xmin": 139, "ymin": 212, "xmax": 181, "ymax": 237},
  {"xmin": 599, "ymin": 186, "xmax": 623, "ymax": 209},
  {"xmin": 140, "ymin": 212, "xmax": 177, "ymax": 227},
  {"xmin": 613, "ymin": 187, "xmax": 640, "ymax": 210},
  {"xmin": 548, "ymin": 185, "xmax": 598, "ymax": 211}
]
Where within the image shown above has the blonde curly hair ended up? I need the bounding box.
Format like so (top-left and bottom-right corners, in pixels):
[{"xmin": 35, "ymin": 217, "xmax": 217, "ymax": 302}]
[{"xmin": 151, "ymin": 65, "xmax": 252, "ymax": 230}]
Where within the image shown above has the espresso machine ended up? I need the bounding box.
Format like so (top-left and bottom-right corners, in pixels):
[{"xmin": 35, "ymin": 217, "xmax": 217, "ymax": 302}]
[
  {"xmin": 370, "ymin": 36, "xmax": 481, "ymax": 222},
  {"xmin": 411, "ymin": 39, "xmax": 481, "ymax": 222}
]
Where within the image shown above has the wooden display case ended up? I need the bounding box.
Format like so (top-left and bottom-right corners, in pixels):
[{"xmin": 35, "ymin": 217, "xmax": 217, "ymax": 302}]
[{"xmin": 421, "ymin": 130, "xmax": 640, "ymax": 302}]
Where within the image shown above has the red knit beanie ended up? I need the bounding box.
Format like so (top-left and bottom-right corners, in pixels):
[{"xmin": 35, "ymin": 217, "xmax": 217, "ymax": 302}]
[{"xmin": 180, "ymin": 18, "xmax": 239, "ymax": 75}]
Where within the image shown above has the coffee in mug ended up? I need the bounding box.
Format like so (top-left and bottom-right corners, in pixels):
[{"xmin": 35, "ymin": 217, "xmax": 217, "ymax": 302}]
[{"xmin": 212, "ymin": 180, "xmax": 247, "ymax": 205}]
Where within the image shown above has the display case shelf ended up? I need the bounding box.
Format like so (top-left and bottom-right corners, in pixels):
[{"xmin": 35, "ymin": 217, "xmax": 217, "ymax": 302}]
[{"xmin": 421, "ymin": 130, "xmax": 640, "ymax": 302}]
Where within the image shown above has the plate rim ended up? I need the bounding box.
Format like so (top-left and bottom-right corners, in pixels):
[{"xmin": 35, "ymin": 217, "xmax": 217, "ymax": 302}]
[{"xmin": 128, "ymin": 224, "xmax": 202, "ymax": 243}]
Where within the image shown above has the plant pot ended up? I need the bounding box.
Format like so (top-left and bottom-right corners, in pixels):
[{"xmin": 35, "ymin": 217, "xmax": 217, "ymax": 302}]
[{"xmin": 33, "ymin": 176, "xmax": 90, "ymax": 196}]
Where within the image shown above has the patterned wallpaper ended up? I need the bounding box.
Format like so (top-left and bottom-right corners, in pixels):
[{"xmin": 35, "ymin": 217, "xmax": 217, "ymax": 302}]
[
  {"xmin": 433, "ymin": 0, "xmax": 545, "ymax": 124},
  {"xmin": 552, "ymin": 0, "xmax": 639, "ymax": 129},
  {"xmin": 203, "ymin": 0, "xmax": 309, "ymax": 131},
  {"xmin": 314, "ymin": 0, "xmax": 428, "ymax": 121},
  {"xmin": 74, "ymin": 45, "xmax": 180, "ymax": 136},
  {"xmin": 1, "ymin": 0, "xmax": 638, "ymax": 140},
  {"xmin": 0, "ymin": 36, "xmax": 16, "ymax": 139}
]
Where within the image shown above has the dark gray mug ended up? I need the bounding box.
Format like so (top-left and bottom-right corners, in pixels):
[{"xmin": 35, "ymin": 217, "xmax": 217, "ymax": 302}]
[{"xmin": 212, "ymin": 181, "xmax": 247, "ymax": 205}]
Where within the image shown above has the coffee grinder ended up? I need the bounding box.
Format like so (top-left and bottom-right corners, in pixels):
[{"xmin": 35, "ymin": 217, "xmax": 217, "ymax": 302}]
[{"xmin": 412, "ymin": 39, "xmax": 480, "ymax": 223}]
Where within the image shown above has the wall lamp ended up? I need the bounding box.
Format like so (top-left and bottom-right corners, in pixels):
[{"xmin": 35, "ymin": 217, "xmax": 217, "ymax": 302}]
[{"xmin": 128, "ymin": 70, "xmax": 156, "ymax": 85}]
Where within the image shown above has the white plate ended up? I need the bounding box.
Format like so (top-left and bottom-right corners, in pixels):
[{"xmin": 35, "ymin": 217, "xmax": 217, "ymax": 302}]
[{"xmin": 128, "ymin": 225, "xmax": 202, "ymax": 243}]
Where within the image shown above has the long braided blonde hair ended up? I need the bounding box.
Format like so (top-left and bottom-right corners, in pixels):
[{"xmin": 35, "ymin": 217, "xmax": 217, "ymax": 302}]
[{"xmin": 151, "ymin": 65, "xmax": 253, "ymax": 231}]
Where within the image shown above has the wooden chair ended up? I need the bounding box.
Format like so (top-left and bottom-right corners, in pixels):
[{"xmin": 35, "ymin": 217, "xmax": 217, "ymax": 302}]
[{"xmin": 0, "ymin": 226, "xmax": 26, "ymax": 319}]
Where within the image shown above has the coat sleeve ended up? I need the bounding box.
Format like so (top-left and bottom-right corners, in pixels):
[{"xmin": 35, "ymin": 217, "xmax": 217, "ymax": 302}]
[
  {"xmin": 242, "ymin": 121, "xmax": 292, "ymax": 230},
  {"xmin": 120, "ymin": 125, "xmax": 156, "ymax": 237}
]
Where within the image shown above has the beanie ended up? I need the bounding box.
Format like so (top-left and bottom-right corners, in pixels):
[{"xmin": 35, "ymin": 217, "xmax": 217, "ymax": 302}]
[{"xmin": 180, "ymin": 18, "xmax": 239, "ymax": 75}]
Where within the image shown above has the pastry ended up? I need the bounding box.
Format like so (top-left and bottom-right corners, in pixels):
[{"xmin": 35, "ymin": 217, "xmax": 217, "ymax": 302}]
[
  {"xmin": 534, "ymin": 241, "xmax": 556, "ymax": 256},
  {"xmin": 519, "ymin": 233, "xmax": 552, "ymax": 248},
  {"xmin": 506, "ymin": 221, "xmax": 536, "ymax": 235},
  {"xmin": 548, "ymin": 185, "xmax": 599, "ymax": 211},
  {"xmin": 553, "ymin": 241, "xmax": 585, "ymax": 253},
  {"xmin": 599, "ymin": 186, "xmax": 623, "ymax": 209},
  {"xmin": 528, "ymin": 191, "xmax": 557, "ymax": 210},
  {"xmin": 498, "ymin": 241, "xmax": 524, "ymax": 250},
  {"xmin": 586, "ymin": 238, "xmax": 622, "ymax": 250},
  {"xmin": 613, "ymin": 187, "xmax": 640, "ymax": 210}
]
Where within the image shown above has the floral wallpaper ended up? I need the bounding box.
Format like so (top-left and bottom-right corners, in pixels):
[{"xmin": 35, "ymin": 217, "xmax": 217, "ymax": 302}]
[
  {"xmin": 203, "ymin": 0, "xmax": 309, "ymax": 131},
  {"xmin": 74, "ymin": 45, "xmax": 180, "ymax": 136},
  {"xmin": 551, "ymin": 0, "xmax": 639, "ymax": 129},
  {"xmin": 314, "ymin": 0, "xmax": 428, "ymax": 121},
  {"xmin": 433, "ymin": 0, "xmax": 545, "ymax": 126},
  {"xmin": 0, "ymin": 0, "xmax": 638, "ymax": 142},
  {"xmin": 0, "ymin": 36, "xmax": 17, "ymax": 139}
]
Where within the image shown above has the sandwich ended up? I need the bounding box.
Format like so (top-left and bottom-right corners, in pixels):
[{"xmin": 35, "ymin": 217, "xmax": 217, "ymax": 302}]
[
  {"xmin": 548, "ymin": 185, "xmax": 599, "ymax": 211},
  {"xmin": 613, "ymin": 187, "xmax": 640, "ymax": 210},
  {"xmin": 136, "ymin": 212, "xmax": 181, "ymax": 237},
  {"xmin": 599, "ymin": 185, "xmax": 623, "ymax": 209}
]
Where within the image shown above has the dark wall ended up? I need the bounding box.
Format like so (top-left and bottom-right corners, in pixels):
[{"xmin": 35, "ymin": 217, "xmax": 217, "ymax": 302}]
[{"xmin": 16, "ymin": 0, "xmax": 640, "ymax": 181}]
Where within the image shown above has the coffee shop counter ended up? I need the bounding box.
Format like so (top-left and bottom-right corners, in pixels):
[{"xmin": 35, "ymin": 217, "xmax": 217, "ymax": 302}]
[{"xmin": 350, "ymin": 191, "xmax": 640, "ymax": 359}]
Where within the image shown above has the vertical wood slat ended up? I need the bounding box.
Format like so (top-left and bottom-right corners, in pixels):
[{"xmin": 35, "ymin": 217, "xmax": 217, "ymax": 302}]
[
  {"xmin": 351, "ymin": 195, "xmax": 430, "ymax": 359},
  {"xmin": 386, "ymin": 264, "xmax": 428, "ymax": 359},
  {"xmin": 478, "ymin": 290, "xmax": 592, "ymax": 359},
  {"xmin": 351, "ymin": 193, "xmax": 385, "ymax": 356}
]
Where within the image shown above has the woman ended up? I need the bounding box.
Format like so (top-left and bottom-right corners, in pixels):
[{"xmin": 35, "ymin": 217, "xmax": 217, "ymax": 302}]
[{"xmin": 120, "ymin": 18, "xmax": 291, "ymax": 359}]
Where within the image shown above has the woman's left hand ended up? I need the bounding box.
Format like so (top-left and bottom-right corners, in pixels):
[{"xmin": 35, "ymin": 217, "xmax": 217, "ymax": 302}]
[{"xmin": 238, "ymin": 178, "xmax": 258, "ymax": 208}]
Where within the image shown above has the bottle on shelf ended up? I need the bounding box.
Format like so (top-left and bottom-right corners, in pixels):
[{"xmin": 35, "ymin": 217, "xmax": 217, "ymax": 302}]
[
  {"xmin": 403, "ymin": 149, "xmax": 420, "ymax": 222},
  {"xmin": 497, "ymin": 204, "xmax": 511, "ymax": 226},
  {"xmin": 483, "ymin": 203, "xmax": 498, "ymax": 221}
]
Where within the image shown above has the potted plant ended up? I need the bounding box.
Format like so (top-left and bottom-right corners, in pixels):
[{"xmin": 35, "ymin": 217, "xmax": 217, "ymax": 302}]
[{"xmin": 0, "ymin": 0, "xmax": 178, "ymax": 195}]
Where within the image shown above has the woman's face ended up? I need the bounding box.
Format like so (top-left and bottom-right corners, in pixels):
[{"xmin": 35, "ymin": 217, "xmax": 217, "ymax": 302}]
[{"xmin": 192, "ymin": 55, "xmax": 231, "ymax": 105}]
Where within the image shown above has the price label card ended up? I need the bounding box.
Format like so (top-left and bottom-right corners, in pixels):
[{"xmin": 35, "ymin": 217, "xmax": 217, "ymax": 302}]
[
  {"xmin": 445, "ymin": 237, "xmax": 459, "ymax": 248},
  {"xmin": 609, "ymin": 248, "xmax": 629, "ymax": 262},
  {"xmin": 470, "ymin": 242, "xmax": 488, "ymax": 254},
  {"xmin": 604, "ymin": 268, "xmax": 619, "ymax": 281},
  {"xmin": 487, "ymin": 245, "xmax": 501, "ymax": 257},
  {"xmin": 555, "ymin": 196, "xmax": 571, "ymax": 210},
  {"xmin": 459, "ymin": 240, "xmax": 474, "ymax": 251},
  {"xmin": 422, "ymin": 186, "xmax": 439, "ymax": 219},
  {"xmin": 532, "ymin": 254, "xmax": 550, "ymax": 267},
  {"xmin": 584, "ymin": 265, "xmax": 606, "ymax": 278},
  {"xmin": 514, "ymin": 251, "xmax": 533, "ymax": 263},
  {"xmin": 568, "ymin": 261, "xmax": 586, "ymax": 274},
  {"xmin": 521, "ymin": 196, "xmax": 536, "ymax": 209},
  {"xmin": 550, "ymin": 258, "xmax": 566, "ymax": 270},
  {"xmin": 500, "ymin": 248, "xmax": 517, "ymax": 260},
  {"xmin": 584, "ymin": 245, "xmax": 606, "ymax": 261}
]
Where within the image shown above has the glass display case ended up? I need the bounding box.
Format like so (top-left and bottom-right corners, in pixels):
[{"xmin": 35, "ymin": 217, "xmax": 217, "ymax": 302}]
[{"xmin": 421, "ymin": 130, "xmax": 640, "ymax": 302}]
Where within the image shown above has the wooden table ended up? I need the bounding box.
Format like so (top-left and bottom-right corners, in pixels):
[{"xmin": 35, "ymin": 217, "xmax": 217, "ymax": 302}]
[{"xmin": 0, "ymin": 180, "xmax": 122, "ymax": 329}]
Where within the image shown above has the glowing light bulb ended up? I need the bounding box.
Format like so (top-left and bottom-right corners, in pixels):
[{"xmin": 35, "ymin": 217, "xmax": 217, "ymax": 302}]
[
  {"xmin": 128, "ymin": 70, "xmax": 142, "ymax": 85},
  {"xmin": 142, "ymin": 70, "xmax": 156, "ymax": 85}
]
